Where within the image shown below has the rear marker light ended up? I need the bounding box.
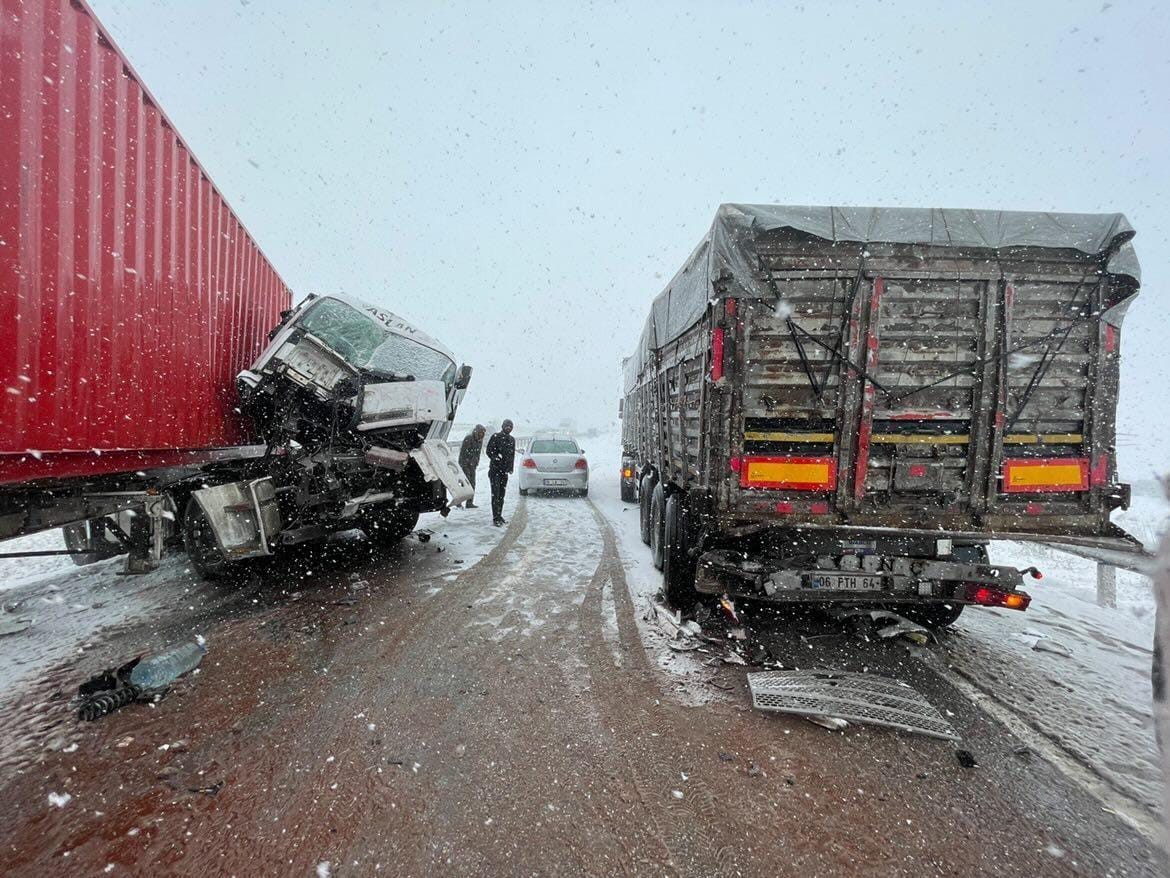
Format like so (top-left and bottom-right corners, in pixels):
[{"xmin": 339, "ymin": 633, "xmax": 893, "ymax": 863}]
[
  {"xmin": 1002, "ymin": 458, "xmax": 1089, "ymax": 493},
  {"xmin": 739, "ymin": 456, "xmax": 836, "ymax": 491},
  {"xmin": 711, "ymin": 327, "xmax": 725, "ymax": 382},
  {"xmin": 966, "ymin": 584, "xmax": 1031, "ymax": 611},
  {"xmin": 622, "ymin": 467, "xmax": 633, "ymax": 478}
]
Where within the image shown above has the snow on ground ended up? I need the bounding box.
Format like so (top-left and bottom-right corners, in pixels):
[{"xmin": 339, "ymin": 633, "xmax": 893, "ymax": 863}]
[
  {"xmin": 587, "ymin": 432, "xmax": 733, "ymax": 707},
  {"xmin": 953, "ymin": 496, "xmax": 1168, "ymax": 815},
  {"xmin": 587, "ymin": 428, "xmax": 1170, "ymax": 814},
  {"xmin": 0, "ymin": 529, "xmax": 73, "ymax": 592},
  {"xmin": 0, "ymin": 458, "xmax": 513, "ymax": 700}
]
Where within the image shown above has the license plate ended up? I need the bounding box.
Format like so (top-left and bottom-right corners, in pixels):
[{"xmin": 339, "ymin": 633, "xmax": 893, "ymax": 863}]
[
  {"xmin": 808, "ymin": 573, "xmax": 882, "ymax": 591},
  {"xmin": 542, "ymin": 479, "xmax": 568, "ymax": 486}
]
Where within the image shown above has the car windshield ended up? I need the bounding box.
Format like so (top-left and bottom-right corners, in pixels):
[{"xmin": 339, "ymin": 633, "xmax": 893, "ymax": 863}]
[
  {"xmin": 299, "ymin": 297, "xmax": 456, "ymax": 385},
  {"xmin": 530, "ymin": 439, "xmax": 579, "ymax": 454}
]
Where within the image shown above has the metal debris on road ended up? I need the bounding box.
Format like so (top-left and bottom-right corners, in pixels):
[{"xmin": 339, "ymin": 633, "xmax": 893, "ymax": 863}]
[
  {"xmin": 805, "ymin": 714, "xmax": 849, "ymax": 731},
  {"xmin": 1032, "ymin": 638, "xmax": 1073, "ymax": 657},
  {"xmin": 0, "ymin": 615, "xmax": 33, "ymax": 636},
  {"xmin": 829, "ymin": 608, "xmax": 934, "ymax": 644},
  {"xmin": 748, "ymin": 669, "xmax": 958, "ymax": 741}
]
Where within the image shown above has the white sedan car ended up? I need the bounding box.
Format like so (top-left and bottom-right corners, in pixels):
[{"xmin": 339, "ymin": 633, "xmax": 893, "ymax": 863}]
[{"xmin": 517, "ymin": 434, "xmax": 589, "ymax": 497}]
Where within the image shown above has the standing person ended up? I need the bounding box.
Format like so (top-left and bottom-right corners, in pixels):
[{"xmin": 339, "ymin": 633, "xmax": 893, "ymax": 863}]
[
  {"xmin": 486, "ymin": 419, "xmax": 516, "ymax": 526},
  {"xmin": 457, "ymin": 425, "xmax": 486, "ymax": 508}
]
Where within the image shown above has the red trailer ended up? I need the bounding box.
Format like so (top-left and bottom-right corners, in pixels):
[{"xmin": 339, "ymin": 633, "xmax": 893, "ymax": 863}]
[{"xmin": 0, "ymin": 0, "xmax": 290, "ymax": 563}]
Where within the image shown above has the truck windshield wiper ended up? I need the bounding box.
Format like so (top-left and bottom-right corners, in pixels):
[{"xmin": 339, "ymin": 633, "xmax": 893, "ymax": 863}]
[{"xmin": 360, "ymin": 367, "xmax": 415, "ymax": 383}]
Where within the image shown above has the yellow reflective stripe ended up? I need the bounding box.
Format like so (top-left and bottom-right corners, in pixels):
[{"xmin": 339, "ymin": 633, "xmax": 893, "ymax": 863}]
[
  {"xmin": 1006, "ymin": 463, "xmax": 1086, "ymax": 488},
  {"xmin": 1003, "ymin": 434, "xmax": 1083, "ymax": 445},
  {"xmin": 870, "ymin": 434, "xmax": 969, "ymax": 445},
  {"xmin": 744, "ymin": 431, "xmax": 835, "ymax": 443},
  {"xmin": 745, "ymin": 460, "xmax": 833, "ymax": 486},
  {"xmin": 746, "ymin": 432, "xmax": 1083, "ymax": 446}
]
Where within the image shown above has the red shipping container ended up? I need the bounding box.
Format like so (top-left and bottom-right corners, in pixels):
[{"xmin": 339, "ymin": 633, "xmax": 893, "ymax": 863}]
[{"xmin": 0, "ymin": 0, "xmax": 291, "ymax": 486}]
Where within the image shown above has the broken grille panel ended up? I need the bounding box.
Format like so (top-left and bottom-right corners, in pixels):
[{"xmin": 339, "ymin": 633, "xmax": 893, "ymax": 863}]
[{"xmin": 748, "ymin": 670, "xmax": 958, "ymax": 740}]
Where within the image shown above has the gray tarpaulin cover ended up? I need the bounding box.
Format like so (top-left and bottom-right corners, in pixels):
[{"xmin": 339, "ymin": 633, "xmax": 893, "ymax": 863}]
[{"xmin": 624, "ymin": 204, "xmax": 1138, "ymax": 391}]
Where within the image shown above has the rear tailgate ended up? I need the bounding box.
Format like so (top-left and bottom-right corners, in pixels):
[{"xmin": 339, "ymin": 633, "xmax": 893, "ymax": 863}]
[{"xmin": 732, "ymin": 242, "xmax": 1130, "ymax": 540}]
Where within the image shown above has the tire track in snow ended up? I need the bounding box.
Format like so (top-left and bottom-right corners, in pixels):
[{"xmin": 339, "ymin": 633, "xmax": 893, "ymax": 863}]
[{"xmin": 579, "ymin": 500, "xmax": 739, "ymax": 877}]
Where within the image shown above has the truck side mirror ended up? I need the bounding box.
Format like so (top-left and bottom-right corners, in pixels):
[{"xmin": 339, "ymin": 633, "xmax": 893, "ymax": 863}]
[{"xmin": 455, "ymin": 364, "xmax": 473, "ymax": 390}]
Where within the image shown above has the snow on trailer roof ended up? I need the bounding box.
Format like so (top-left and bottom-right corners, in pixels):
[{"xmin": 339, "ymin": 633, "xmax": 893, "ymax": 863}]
[{"xmin": 624, "ymin": 203, "xmax": 1140, "ymax": 391}]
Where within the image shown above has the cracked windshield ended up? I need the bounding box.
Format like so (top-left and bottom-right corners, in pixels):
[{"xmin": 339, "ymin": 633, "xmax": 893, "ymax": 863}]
[{"xmin": 1, "ymin": 1, "xmax": 1168, "ymax": 876}]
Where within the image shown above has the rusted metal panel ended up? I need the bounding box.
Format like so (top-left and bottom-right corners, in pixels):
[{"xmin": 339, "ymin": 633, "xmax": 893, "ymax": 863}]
[
  {"xmin": 0, "ymin": 0, "xmax": 291, "ymax": 486},
  {"xmin": 623, "ymin": 206, "xmax": 1138, "ymax": 544}
]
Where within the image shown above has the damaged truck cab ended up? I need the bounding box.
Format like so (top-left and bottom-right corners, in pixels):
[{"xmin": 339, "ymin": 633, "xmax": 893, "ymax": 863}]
[{"xmin": 183, "ymin": 294, "xmax": 473, "ymax": 577}]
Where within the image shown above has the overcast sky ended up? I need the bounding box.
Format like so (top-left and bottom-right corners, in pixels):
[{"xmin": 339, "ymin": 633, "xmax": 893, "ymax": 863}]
[{"xmin": 95, "ymin": 0, "xmax": 1169, "ymax": 477}]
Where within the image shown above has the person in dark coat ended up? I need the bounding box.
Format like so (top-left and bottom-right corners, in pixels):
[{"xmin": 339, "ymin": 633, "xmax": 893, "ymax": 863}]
[
  {"xmin": 486, "ymin": 419, "xmax": 515, "ymax": 526},
  {"xmin": 457, "ymin": 425, "xmax": 486, "ymax": 508}
]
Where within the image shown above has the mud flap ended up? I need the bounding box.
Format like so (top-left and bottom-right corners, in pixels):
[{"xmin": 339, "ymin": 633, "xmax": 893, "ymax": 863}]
[
  {"xmin": 192, "ymin": 478, "xmax": 281, "ymax": 560},
  {"xmin": 411, "ymin": 439, "xmax": 474, "ymax": 506}
]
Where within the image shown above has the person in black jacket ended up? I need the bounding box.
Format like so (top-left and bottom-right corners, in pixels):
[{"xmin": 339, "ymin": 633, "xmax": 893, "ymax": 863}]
[
  {"xmin": 486, "ymin": 419, "xmax": 515, "ymax": 526},
  {"xmin": 457, "ymin": 424, "xmax": 486, "ymax": 508}
]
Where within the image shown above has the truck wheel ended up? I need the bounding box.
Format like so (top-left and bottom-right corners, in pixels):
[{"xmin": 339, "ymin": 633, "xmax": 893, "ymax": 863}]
[
  {"xmin": 62, "ymin": 519, "xmax": 123, "ymax": 566},
  {"xmin": 182, "ymin": 498, "xmax": 229, "ymax": 580},
  {"xmin": 620, "ymin": 480, "xmax": 636, "ymax": 503},
  {"xmin": 639, "ymin": 474, "xmax": 655, "ymax": 545},
  {"xmin": 662, "ymin": 493, "xmax": 697, "ymax": 606},
  {"xmin": 649, "ymin": 484, "xmax": 666, "ymax": 571},
  {"xmin": 900, "ymin": 602, "xmax": 965, "ymax": 630},
  {"xmin": 365, "ymin": 507, "xmax": 420, "ymax": 546}
]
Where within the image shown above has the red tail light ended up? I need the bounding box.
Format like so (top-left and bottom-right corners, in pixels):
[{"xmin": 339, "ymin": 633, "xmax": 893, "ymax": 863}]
[
  {"xmin": 711, "ymin": 327, "xmax": 725, "ymax": 382},
  {"xmin": 575, "ymin": 458, "xmax": 588, "ymax": 470},
  {"xmin": 522, "ymin": 458, "xmax": 537, "ymax": 469},
  {"xmin": 966, "ymin": 584, "xmax": 1031, "ymax": 611}
]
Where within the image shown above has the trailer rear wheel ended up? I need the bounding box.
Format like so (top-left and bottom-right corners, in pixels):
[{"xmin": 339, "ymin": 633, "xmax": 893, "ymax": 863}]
[
  {"xmin": 620, "ymin": 480, "xmax": 636, "ymax": 503},
  {"xmin": 638, "ymin": 474, "xmax": 655, "ymax": 545},
  {"xmin": 899, "ymin": 602, "xmax": 965, "ymax": 630},
  {"xmin": 662, "ymin": 493, "xmax": 697, "ymax": 606},
  {"xmin": 649, "ymin": 484, "xmax": 666, "ymax": 571},
  {"xmin": 182, "ymin": 498, "xmax": 229, "ymax": 580}
]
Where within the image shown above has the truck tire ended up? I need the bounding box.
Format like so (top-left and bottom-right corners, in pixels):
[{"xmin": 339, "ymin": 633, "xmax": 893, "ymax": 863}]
[
  {"xmin": 182, "ymin": 497, "xmax": 230, "ymax": 580},
  {"xmin": 900, "ymin": 602, "xmax": 964, "ymax": 630},
  {"xmin": 62, "ymin": 519, "xmax": 123, "ymax": 566},
  {"xmin": 639, "ymin": 474, "xmax": 656, "ymax": 545},
  {"xmin": 620, "ymin": 480, "xmax": 636, "ymax": 503},
  {"xmin": 364, "ymin": 506, "xmax": 420, "ymax": 546},
  {"xmin": 649, "ymin": 484, "xmax": 666, "ymax": 571},
  {"xmin": 662, "ymin": 493, "xmax": 697, "ymax": 606}
]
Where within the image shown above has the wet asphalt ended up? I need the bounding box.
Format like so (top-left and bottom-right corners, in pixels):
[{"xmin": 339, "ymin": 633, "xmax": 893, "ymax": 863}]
[{"xmin": 0, "ymin": 493, "xmax": 1165, "ymax": 876}]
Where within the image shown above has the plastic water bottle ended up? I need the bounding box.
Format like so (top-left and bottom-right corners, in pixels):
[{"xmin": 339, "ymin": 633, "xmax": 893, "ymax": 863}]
[{"xmin": 129, "ymin": 639, "xmax": 207, "ymax": 691}]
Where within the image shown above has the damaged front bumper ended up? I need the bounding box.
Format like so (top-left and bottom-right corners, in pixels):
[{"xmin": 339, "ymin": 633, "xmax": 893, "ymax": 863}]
[{"xmin": 695, "ymin": 548, "xmax": 1029, "ymax": 608}]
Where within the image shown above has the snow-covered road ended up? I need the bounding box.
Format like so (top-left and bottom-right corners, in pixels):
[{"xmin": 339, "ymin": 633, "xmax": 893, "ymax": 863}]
[{"xmin": 0, "ymin": 434, "xmax": 1165, "ymax": 875}]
